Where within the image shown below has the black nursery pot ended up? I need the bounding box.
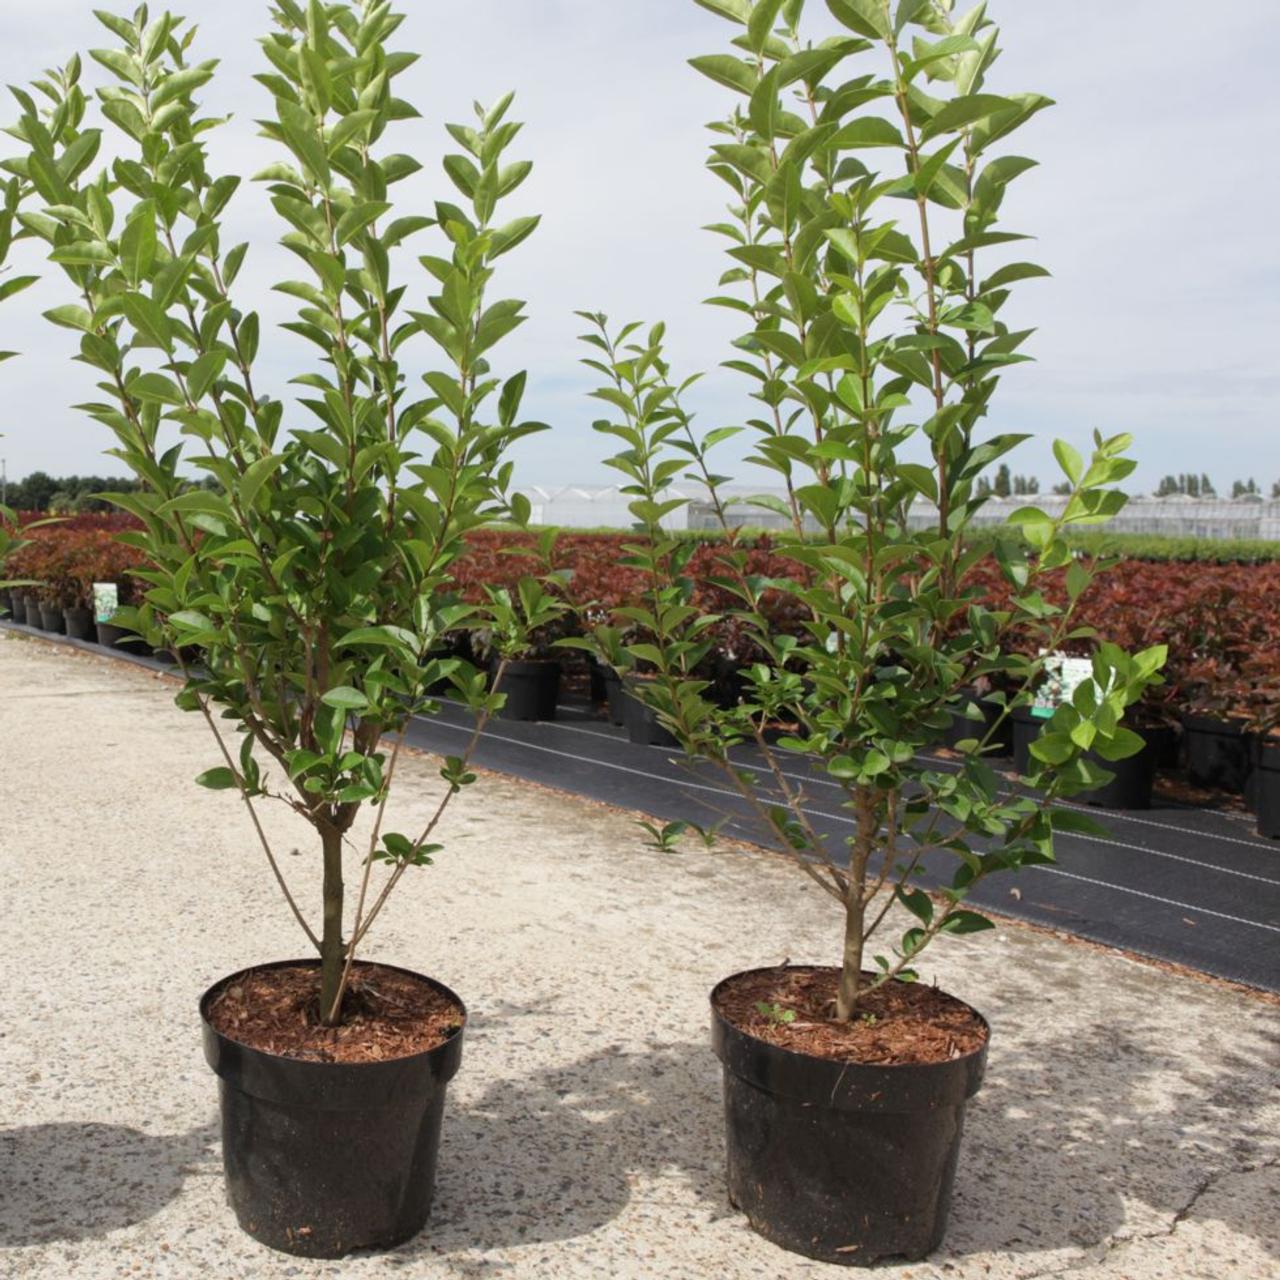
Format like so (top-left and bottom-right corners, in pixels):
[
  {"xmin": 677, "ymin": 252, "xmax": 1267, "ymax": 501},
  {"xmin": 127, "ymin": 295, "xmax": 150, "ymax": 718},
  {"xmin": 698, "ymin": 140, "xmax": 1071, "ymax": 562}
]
[
  {"xmin": 588, "ymin": 657, "xmax": 607, "ymax": 707},
  {"xmin": 600, "ymin": 666, "xmax": 626, "ymax": 726},
  {"xmin": 24, "ymin": 596, "xmax": 41, "ymax": 627},
  {"xmin": 95, "ymin": 620, "xmax": 127, "ymax": 649},
  {"xmin": 1013, "ymin": 707, "xmax": 1167, "ymax": 810},
  {"xmin": 64, "ymin": 606, "xmax": 95, "ymax": 640},
  {"xmin": 711, "ymin": 969, "xmax": 988, "ymax": 1266},
  {"xmin": 943, "ymin": 690, "xmax": 1013, "ymax": 756},
  {"xmin": 1084, "ymin": 726, "xmax": 1172, "ymax": 811},
  {"xmin": 1011, "ymin": 704, "xmax": 1042, "ymax": 774},
  {"xmin": 495, "ymin": 658, "xmax": 561, "ymax": 721},
  {"xmin": 1253, "ymin": 739, "xmax": 1280, "ymax": 840},
  {"xmin": 200, "ymin": 960, "xmax": 466, "ymax": 1259},
  {"xmin": 38, "ymin": 602, "xmax": 66, "ymax": 634},
  {"xmin": 623, "ymin": 680, "xmax": 679, "ymax": 747},
  {"xmin": 4, "ymin": 589, "xmax": 22, "ymax": 622},
  {"xmin": 1182, "ymin": 714, "xmax": 1253, "ymax": 794}
]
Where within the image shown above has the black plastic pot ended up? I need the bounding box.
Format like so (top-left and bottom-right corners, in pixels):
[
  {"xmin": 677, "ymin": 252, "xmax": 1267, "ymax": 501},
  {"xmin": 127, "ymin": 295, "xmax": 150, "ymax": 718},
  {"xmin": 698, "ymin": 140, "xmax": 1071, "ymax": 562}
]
[
  {"xmin": 494, "ymin": 658, "xmax": 560, "ymax": 721},
  {"xmin": 64, "ymin": 606, "xmax": 95, "ymax": 640},
  {"xmin": 95, "ymin": 620, "xmax": 127, "ymax": 649},
  {"xmin": 1253, "ymin": 739, "xmax": 1280, "ymax": 840},
  {"xmin": 588, "ymin": 658, "xmax": 607, "ymax": 707},
  {"xmin": 711, "ymin": 969, "xmax": 987, "ymax": 1266},
  {"xmin": 623, "ymin": 681, "xmax": 679, "ymax": 747},
  {"xmin": 38, "ymin": 603, "xmax": 66, "ymax": 634},
  {"xmin": 600, "ymin": 666, "xmax": 626, "ymax": 726},
  {"xmin": 943, "ymin": 690, "xmax": 1014, "ymax": 757},
  {"xmin": 0, "ymin": 589, "xmax": 12, "ymax": 619},
  {"xmin": 1011, "ymin": 705, "xmax": 1044, "ymax": 774},
  {"xmin": 1014, "ymin": 707, "xmax": 1168, "ymax": 810},
  {"xmin": 1182, "ymin": 714, "xmax": 1252, "ymax": 794},
  {"xmin": 24, "ymin": 596, "xmax": 41, "ymax": 627},
  {"xmin": 4, "ymin": 590, "xmax": 22, "ymax": 622},
  {"xmin": 201, "ymin": 960, "xmax": 466, "ymax": 1259},
  {"xmin": 1084, "ymin": 727, "xmax": 1173, "ymax": 810}
]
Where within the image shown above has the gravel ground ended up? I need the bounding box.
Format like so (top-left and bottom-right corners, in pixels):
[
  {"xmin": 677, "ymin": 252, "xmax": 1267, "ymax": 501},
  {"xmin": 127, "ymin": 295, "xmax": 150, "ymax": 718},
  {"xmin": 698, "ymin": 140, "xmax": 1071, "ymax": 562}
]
[{"xmin": 1, "ymin": 633, "xmax": 1277, "ymax": 1280}]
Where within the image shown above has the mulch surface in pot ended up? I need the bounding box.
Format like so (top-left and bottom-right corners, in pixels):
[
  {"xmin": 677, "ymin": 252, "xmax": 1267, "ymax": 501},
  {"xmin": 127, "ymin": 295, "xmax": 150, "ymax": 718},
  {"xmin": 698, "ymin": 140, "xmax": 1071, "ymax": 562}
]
[
  {"xmin": 716, "ymin": 966, "xmax": 987, "ymax": 1066},
  {"xmin": 207, "ymin": 962, "xmax": 463, "ymax": 1064}
]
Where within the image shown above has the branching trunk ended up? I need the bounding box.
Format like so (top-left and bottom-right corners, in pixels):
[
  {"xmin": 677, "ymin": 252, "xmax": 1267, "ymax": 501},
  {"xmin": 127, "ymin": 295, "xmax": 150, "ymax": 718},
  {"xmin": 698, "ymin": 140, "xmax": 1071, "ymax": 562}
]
[{"xmin": 318, "ymin": 821, "xmax": 345, "ymax": 1025}]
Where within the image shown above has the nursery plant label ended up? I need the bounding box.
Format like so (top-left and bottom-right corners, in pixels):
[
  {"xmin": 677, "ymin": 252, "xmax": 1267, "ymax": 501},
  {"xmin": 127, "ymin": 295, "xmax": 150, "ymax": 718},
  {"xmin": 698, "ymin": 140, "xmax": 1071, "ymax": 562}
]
[
  {"xmin": 93, "ymin": 582, "xmax": 118, "ymax": 624},
  {"xmin": 1032, "ymin": 654, "xmax": 1094, "ymax": 719}
]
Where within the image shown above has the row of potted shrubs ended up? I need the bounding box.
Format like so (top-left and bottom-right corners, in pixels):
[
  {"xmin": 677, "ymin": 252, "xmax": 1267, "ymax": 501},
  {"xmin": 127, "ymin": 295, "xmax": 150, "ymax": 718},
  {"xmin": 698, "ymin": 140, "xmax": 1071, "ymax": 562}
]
[{"xmin": 3, "ymin": 519, "xmax": 1278, "ymax": 836}]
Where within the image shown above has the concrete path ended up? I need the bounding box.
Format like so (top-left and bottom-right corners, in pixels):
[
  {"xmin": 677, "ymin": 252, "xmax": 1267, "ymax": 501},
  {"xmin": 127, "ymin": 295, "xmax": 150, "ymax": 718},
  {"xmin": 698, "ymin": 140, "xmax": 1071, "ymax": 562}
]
[{"xmin": 1, "ymin": 633, "xmax": 1276, "ymax": 1279}]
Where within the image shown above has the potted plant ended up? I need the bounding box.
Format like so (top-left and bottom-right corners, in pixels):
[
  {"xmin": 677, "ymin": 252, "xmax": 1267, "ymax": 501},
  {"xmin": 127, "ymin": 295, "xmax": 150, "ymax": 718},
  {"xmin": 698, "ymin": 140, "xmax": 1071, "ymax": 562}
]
[
  {"xmin": 472, "ymin": 531, "xmax": 573, "ymax": 722},
  {"xmin": 1172, "ymin": 587, "xmax": 1256, "ymax": 793},
  {"xmin": 579, "ymin": 2, "xmax": 1164, "ymax": 1264},
  {"xmin": 62, "ymin": 537, "xmax": 98, "ymax": 640},
  {"xmin": 0, "ymin": 167, "xmax": 42, "ymax": 614},
  {"xmin": 0, "ymin": 508, "xmax": 38, "ymax": 618},
  {"xmin": 1009, "ymin": 653, "xmax": 1171, "ymax": 811},
  {"xmin": 1241, "ymin": 650, "xmax": 1280, "ymax": 838},
  {"xmin": 14, "ymin": 0, "xmax": 543, "ymax": 1257}
]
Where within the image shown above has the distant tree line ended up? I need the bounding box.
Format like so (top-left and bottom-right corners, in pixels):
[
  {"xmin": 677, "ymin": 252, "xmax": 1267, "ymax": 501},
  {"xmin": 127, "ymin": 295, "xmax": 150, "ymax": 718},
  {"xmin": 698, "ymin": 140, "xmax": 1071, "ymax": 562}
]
[
  {"xmin": 974, "ymin": 467, "xmax": 1280, "ymax": 502},
  {"xmin": 976, "ymin": 464, "xmax": 1040, "ymax": 498},
  {"xmin": 2, "ymin": 471, "xmax": 216, "ymax": 511}
]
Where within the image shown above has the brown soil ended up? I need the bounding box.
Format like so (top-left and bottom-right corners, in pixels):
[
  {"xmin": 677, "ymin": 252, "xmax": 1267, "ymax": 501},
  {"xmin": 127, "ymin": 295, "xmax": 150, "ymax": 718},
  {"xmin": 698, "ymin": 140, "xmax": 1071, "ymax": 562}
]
[
  {"xmin": 715, "ymin": 966, "xmax": 988, "ymax": 1067},
  {"xmin": 206, "ymin": 962, "xmax": 464, "ymax": 1064},
  {"xmin": 1152, "ymin": 774, "xmax": 1251, "ymax": 813}
]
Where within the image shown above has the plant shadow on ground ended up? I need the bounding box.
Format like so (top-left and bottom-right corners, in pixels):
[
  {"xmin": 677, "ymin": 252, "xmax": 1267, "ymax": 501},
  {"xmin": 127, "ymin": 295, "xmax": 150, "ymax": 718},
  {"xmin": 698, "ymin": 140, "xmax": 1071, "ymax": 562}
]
[
  {"xmin": 387, "ymin": 1011, "xmax": 1278, "ymax": 1266},
  {"xmin": 389, "ymin": 1024, "xmax": 731, "ymax": 1263},
  {"xmin": 944, "ymin": 1020, "xmax": 1280, "ymax": 1263},
  {"xmin": 0, "ymin": 1120, "xmax": 218, "ymax": 1247}
]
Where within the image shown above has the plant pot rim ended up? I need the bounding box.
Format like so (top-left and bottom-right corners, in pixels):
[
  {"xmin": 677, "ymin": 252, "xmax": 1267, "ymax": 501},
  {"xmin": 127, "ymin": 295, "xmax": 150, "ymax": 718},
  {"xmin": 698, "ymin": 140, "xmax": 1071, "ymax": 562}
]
[
  {"xmin": 710, "ymin": 965, "xmax": 988, "ymax": 1107},
  {"xmin": 200, "ymin": 958, "xmax": 466, "ymax": 1106},
  {"xmin": 1181, "ymin": 711, "xmax": 1251, "ymax": 733}
]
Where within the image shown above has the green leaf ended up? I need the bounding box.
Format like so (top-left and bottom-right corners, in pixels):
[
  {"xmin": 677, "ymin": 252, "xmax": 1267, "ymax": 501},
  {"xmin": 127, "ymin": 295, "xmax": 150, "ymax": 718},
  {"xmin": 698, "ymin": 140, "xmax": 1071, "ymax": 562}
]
[
  {"xmin": 276, "ymin": 99, "xmax": 331, "ymax": 185},
  {"xmin": 897, "ymin": 887, "xmax": 934, "ymax": 924},
  {"xmin": 1029, "ymin": 732, "xmax": 1075, "ymax": 766},
  {"xmin": 127, "ymin": 371, "xmax": 184, "ymax": 404},
  {"xmin": 920, "ymin": 93, "xmax": 1016, "ymax": 141},
  {"xmin": 238, "ymin": 453, "xmax": 284, "ymax": 509},
  {"xmin": 1053, "ymin": 440, "xmax": 1083, "ymax": 487},
  {"xmin": 120, "ymin": 210, "xmax": 157, "ymax": 287},
  {"xmin": 187, "ymin": 350, "xmax": 227, "ymax": 401},
  {"xmin": 748, "ymin": 0, "xmax": 787, "ymax": 52},
  {"xmin": 321, "ymin": 686, "xmax": 370, "ymax": 712},
  {"xmin": 1093, "ymin": 726, "xmax": 1146, "ymax": 762},
  {"xmin": 121, "ymin": 293, "xmax": 173, "ymax": 351},
  {"xmin": 195, "ymin": 767, "xmax": 238, "ymax": 790},
  {"xmin": 43, "ymin": 304, "xmax": 94, "ymax": 331},
  {"xmin": 335, "ymin": 200, "xmax": 390, "ymax": 245},
  {"xmin": 693, "ymin": 0, "xmax": 750, "ymax": 21},
  {"xmin": 941, "ymin": 910, "xmax": 995, "ymax": 935},
  {"xmin": 831, "ymin": 117, "xmax": 905, "ymax": 148},
  {"xmin": 827, "ymin": 0, "xmax": 892, "ymax": 40},
  {"xmin": 1048, "ymin": 808, "xmax": 1109, "ymax": 838},
  {"xmin": 152, "ymin": 62, "xmax": 216, "ymax": 109},
  {"xmin": 49, "ymin": 241, "xmax": 114, "ymax": 267},
  {"xmin": 337, "ymin": 624, "xmax": 420, "ymax": 653},
  {"xmin": 688, "ymin": 54, "xmax": 759, "ymax": 96},
  {"xmin": 0, "ymin": 274, "xmax": 38, "ymax": 303}
]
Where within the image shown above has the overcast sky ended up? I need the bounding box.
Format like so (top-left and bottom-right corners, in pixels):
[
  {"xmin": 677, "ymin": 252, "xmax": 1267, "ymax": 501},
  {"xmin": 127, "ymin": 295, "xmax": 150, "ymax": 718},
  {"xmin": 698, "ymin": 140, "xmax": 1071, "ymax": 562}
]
[{"xmin": 0, "ymin": 0, "xmax": 1276, "ymax": 495}]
